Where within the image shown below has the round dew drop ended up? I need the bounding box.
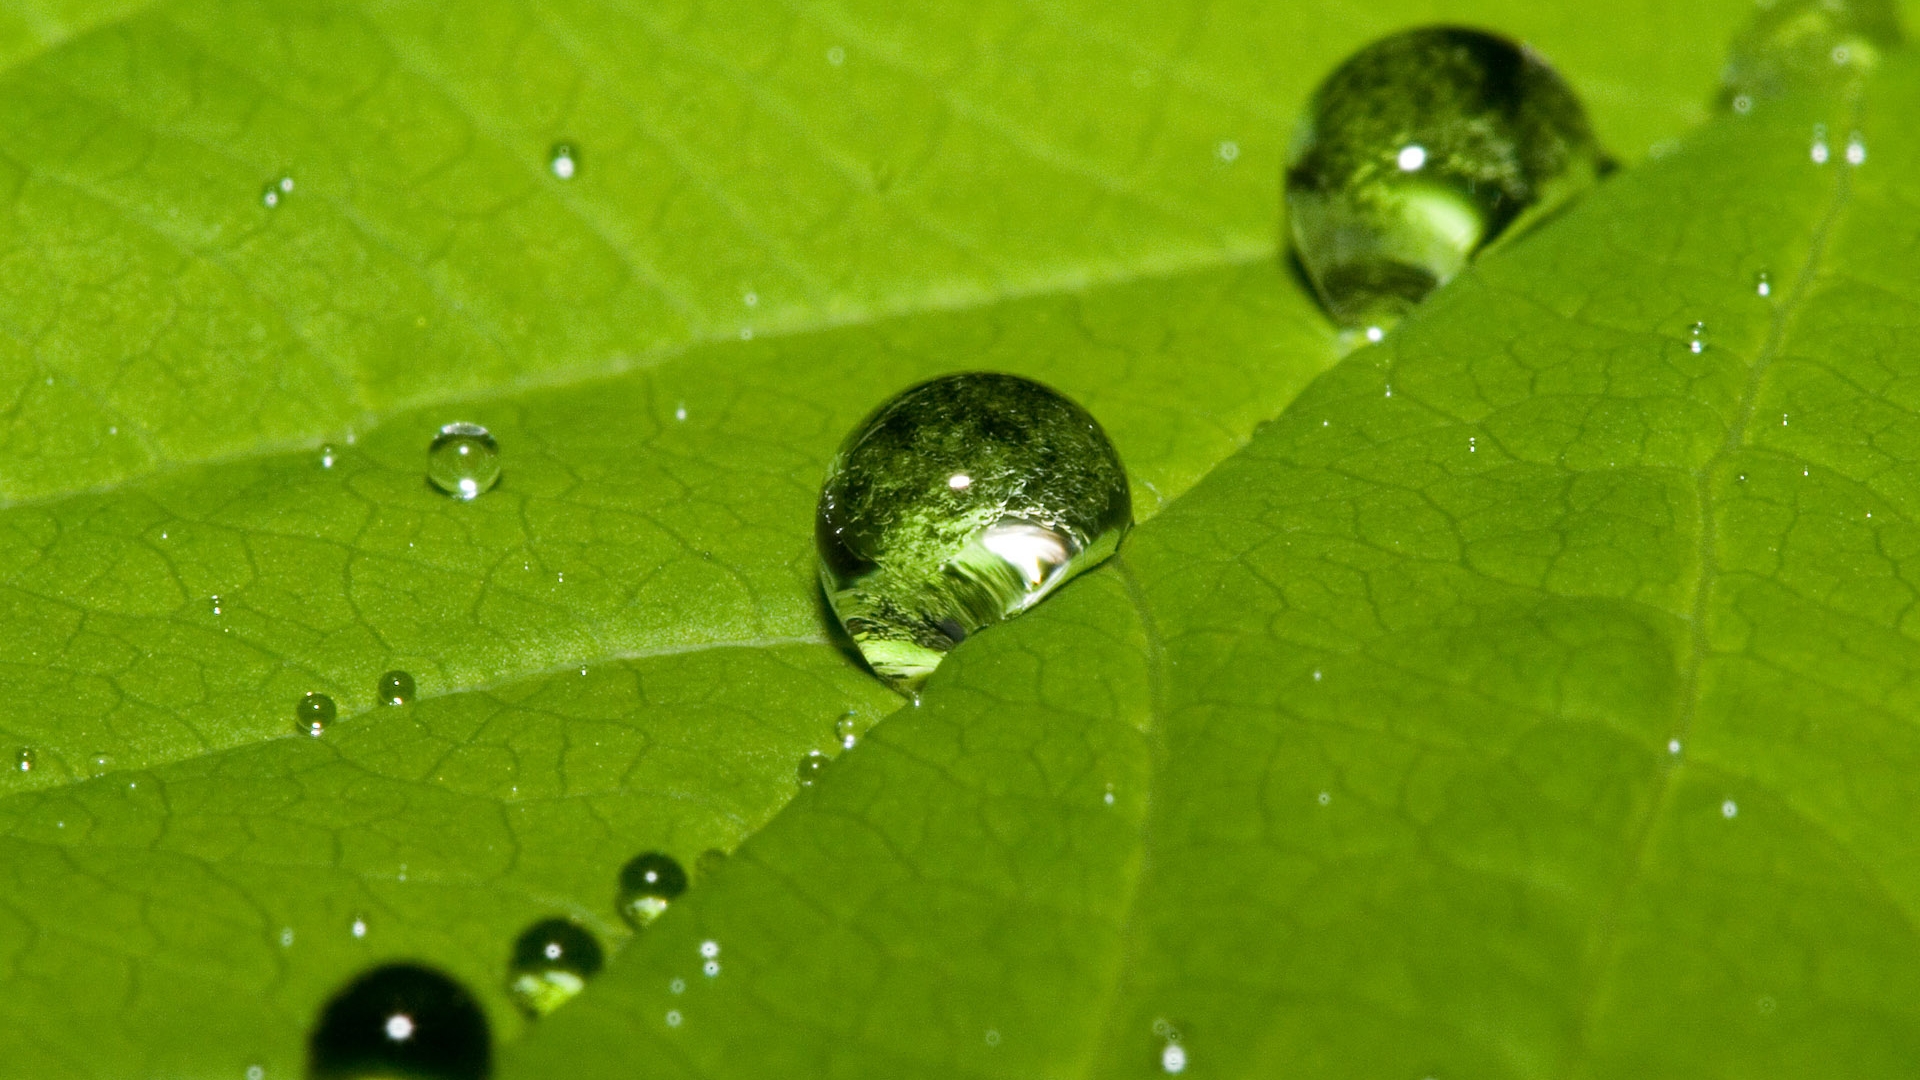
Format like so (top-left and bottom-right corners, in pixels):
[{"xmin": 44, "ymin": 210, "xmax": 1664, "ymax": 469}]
[
  {"xmin": 507, "ymin": 918, "xmax": 604, "ymax": 1017},
  {"xmin": 377, "ymin": 670, "xmax": 416, "ymax": 706},
  {"xmin": 549, "ymin": 143, "xmax": 578, "ymax": 180},
  {"xmin": 426, "ymin": 423, "xmax": 501, "ymax": 501},
  {"xmin": 835, "ymin": 714, "xmax": 859, "ymax": 749},
  {"xmin": 796, "ymin": 750, "xmax": 829, "ymax": 786},
  {"xmin": 616, "ymin": 851, "xmax": 688, "ymax": 928},
  {"xmin": 308, "ymin": 963, "xmax": 490, "ymax": 1080},
  {"xmin": 1285, "ymin": 27, "xmax": 1607, "ymax": 327},
  {"xmin": 297, "ymin": 692, "xmax": 337, "ymax": 737},
  {"xmin": 14, "ymin": 747, "xmax": 33, "ymax": 773},
  {"xmin": 816, "ymin": 372, "xmax": 1132, "ymax": 690}
]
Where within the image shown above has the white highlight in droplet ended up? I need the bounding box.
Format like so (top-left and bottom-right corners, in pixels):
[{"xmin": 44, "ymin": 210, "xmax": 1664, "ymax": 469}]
[
  {"xmin": 1668, "ymin": 738, "xmax": 1682, "ymax": 755},
  {"xmin": 1216, "ymin": 140, "xmax": 1239, "ymax": 163},
  {"xmin": 1811, "ymin": 125, "xmax": 1830, "ymax": 164},
  {"xmin": 665, "ymin": 1009, "xmax": 683, "ymax": 1028},
  {"xmin": 386, "ymin": 1013, "xmax": 416, "ymax": 1042},
  {"xmin": 699, "ymin": 940, "xmax": 720, "ymax": 958},
  {"xmin": 826, "ymin": 45, "xmax": 846, "ymax": 65},
  {"xmin": 1845, "ymin": 133, "xmax": 1866, "ymax": 165},
  {"xmin": 1365, "ymin": 326, "xmax": 1385, "ymax": 343},
  {"xmin": 703, "ymin": 960, "xmax": 721, "ymax": 977},
  {"xmin": 1396, "ymin": 144, "xmax": 1428, "ymax": 171},
  {"xmin": 1722, "ymin": 799, "xmax": 1738, "ymax": 819},
  {"xmin": 948, "ymin": 473, "xmax": 972, "ymax": 491},
  {"xmin": 1162, "ymin": 1043, "xmax": 1188, "ymax": 1074},
  {"xmin": 1317, "ymin": 791, "xmax": 1331, "ymax": 806},
  {"xmin": 351, "ymin": 918, "xmax": 367, "ymax": 939}
]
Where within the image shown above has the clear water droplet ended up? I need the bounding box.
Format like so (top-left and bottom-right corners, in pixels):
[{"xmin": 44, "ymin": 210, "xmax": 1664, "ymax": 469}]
[
  {"xmin": 1162, "ymin": 1042, "xmax": 1188, "ymax": 1074},
  {"xmin": 669, "ymin": 977, "xmax": 686, "ymax": 994},
  {"xmin": 1317, "ymin": 790, "xmax": 1332, "ymax": 805},
  {"xmin": 1689, "ymin": 321, "xmax": 1707, "ymax": 354},
  {"xmin": 210, "ymin": 595, "xmax": 223, "ymax": 616},
  {"xmin": 351, "ymin": 915, "xmax": 369, "ymax": 939},
  {"xmin": 1722, "ymin": 798, "xmax": 1739, "ymax": 818},
  {"xmin": 1215, "ymin": 139, "xmax": 1239, "ymax": 163},
  {"xmin": 280, "ymin": 927, "xmax": 296, "ymax": 948},
  {"xmin": 1721, "ymin": 0, "xmax": 1899, "ymax": 107},
  {"xmin": 834, "ymin": 714, "xmax": 859, "ymax": 749},
  {"xmin": 549, "ymin": 143, "xmax": 577, "ymax": 180},
  {"xmin": 321, "ymin": 444, "xmax": 337, "ymax": 469},
  {"xmin": 14, "ymin": 747, "xmax": 34, "ymax": 773},
  {"xmin": 665, "ymin": 1009, "xmax": 683, "ymax": 1027},
  {"xmin": 1846, "ymin": 131, "xmax": 1867, "ymax": 165},
  {"xmin": 246, "ymin": 1065, "xmax": 264, "ymax": 1080},
  {"xmin": 826, "ymin": 45, "xmax": 846, "ymax": 65},
  {"xmin": 703, "ymin": 959, "xmax": 721, "ymax": 977},
  {"xmin": 796, "ymin": 750, "xmax": 829, "ymax": 786},
  {"xmin": 308, "ymin": 964, "xmax": 490, "ymax": 1080},
  {"xmin": 297, "ymin": 692, "xmax": 336, "ymax": 737},
  {"xmin": 88, "ymin": 753, "xmax": 111, "ymax": 776},
  {"xmin": 280, "ymin": 176, "xmax": 295, "ymax": 193},
  {"xmin": 699, "ymin": 940, "xmax": 720, "ymax": 959},
  {"xmin": 1668, "ymin": 738, "xmax": 1683, "ymax": 755},
  {"xmin": 507, "ymin": 918, "xmax": 603, "ymax": 1017},
  {"xmin": 427, "ymin": 423, "xmax": 501, "ymax": 501},
  {"xmin": 1755, "ymin": 270, "xmax": 1773, "ymax": 297},
  {"xmin": 377, "ymin": 670, "xmax": 416, "ymax": 706},
  {"xmin": 1811, "ymin": 124, "xmax": 1831, "ymax": 164},
  {"xmin": 616, "ymin": 852, "xmax": 687, "ymax": 928},
  {"xmin": 817, "ymin": 373, "xmax": 1131, "ymax": 689},
  {"xmin": 1286, "ymin": 28, "xmax": 1606, "ymax": 326},
  {"xmin": 261, "ymin": 183, "xmax": 282, "ymax": 208}
]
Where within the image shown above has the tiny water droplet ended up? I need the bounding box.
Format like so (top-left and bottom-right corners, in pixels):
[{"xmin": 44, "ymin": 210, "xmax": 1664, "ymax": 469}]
[
  {"xmin": 1721, "ymin": 0, "xmax": 1898, "ymax": 107},
  {"xmin": 1104, "ymin": 782, "xmax": 1117, "ymax": 806},
  {"xmin": 280, "ymin": 927, "xmax": 296, "ymax": 948},
  {"xmin": 88, "ymin": 753, "xmax": 110, "ymax": 776},
  {"xmin": 211, "ymin": 595, "xmax": 223, "ymax": 616},
  {"xmin": 15, "ymin": 747, "xmax": 34, "ymax": 773},
  {"xmin": 818, "ymin": 373, "xmax": 1130, "ymax": 689},
  {"xmin": 297, "ymin": 692, "xmax": 336, "ymax": 737},
  {"xmin": 246, "ymin": 1065, "xmax": 264, "ymax": 1080},
  {"xmin": 377, "ymin": 670, "xmax": 416, "ymax": 706},
  {"xmin": 616, "ymin": 852, "xmax": 687, "ymax": 927},
  {"xmin": 703, "ymin": 959, "xmax": 721, "ymax": 977},
  {"xmin": 280, "ymin": 176, "xmax": 295, "ymax": 193},
  {"xmin": 261, "ymin": 183, "xmax": 282, "ymax": 208},
  {"xmin": 674, "ymin": 404, "xmax": 687, "ymax": 421},
  {"xmin": 1286, "ymin": 28, "xmax": 1606, "ymax": 326},
  {"xmin": 1364, "ymin": 325, "xmax": 1385, "ymax": 343},
  {"xmin": 321, "ymin": 444, "xmax": 337, "ymax": 469},
  {"xmin": 699, "ymin": 940, "xmax": 720, "ymax": 959},
  {"xmin": 1722, "ymin": 798, "xmax": 1739, "ymax": 818},
  {"xmin": 507, "ymin": 918, "xmax": 603, "ymax": 1017},
  {"xmin": 1215, "ymin": 139, "xmax": 1240, "ymax": 163},
  {"xmin": 1161, "ymin": 1042, "xmax": 1188, "ymax": 1074},
  {"xmin": 1668, "ymin": 738, "xmax": 1683, "ymax": 755},
  {"xmin": 427, "ymin": 423, "xmax": 501, "ymax": 501},
  {"xmin": 308, "ymin": 964, "xmax": 490, "ymax": 1080},
  {"xmin": 743, "ymin": 290, "xmax": 758, "ymax": 307},
  {"xmin": 1688, "ymin": 321, "xmax": 1707, "ymax": 354},
  {"xmin": 665, "ymin": 1009, "xmax": 682, "ymax": 1028},
  {"xmin": 1317, "ymin": 790, "xmax": 1332, "ymax": 805},
  {"xmin": 351, "ymin": 915, "xmax": 368, "ymax": 939},
  {"xmin": 1731, "ymin": 93, "xmax": 1754, "ymax": 114},
  {"xmin": 834, "ymin": 714, "xmax": 859, "ymax": 749},
  {"xmin": 1845, "ymin": 131, "xmax": 1866, "ymax": 165},
  {"xmin": 669, "ymin": 977, "xmax": 686, "ymax": 994},
  {"xmin": 549, "ymin": 143, "xmax": 577, "ymax": 180},
  {"xmin": 1811, "ymin": 124, "xmax": 1831, "ymax": 164},
  {"xmin": 796, "ymin": 750, "xmax": 829, "ymax": 786},
  {"xmin": 1755, "ymin": 270, "xmax": 1772, "ymax": 297},
  {"xmin": 826, "ymin": 45, "xmax": 846, "ymax": 65}
]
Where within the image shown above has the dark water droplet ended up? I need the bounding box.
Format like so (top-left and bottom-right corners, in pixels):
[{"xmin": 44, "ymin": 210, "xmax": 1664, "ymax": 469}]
[
  {"xmin": 378, "ymin": 671, "xmax": 417, "ymax": 706},
  {"xmin": 617, "ymin": 852, "xmax": 688, "ymax": 928},
  {"xmin": 308, "ymin": 963, "xmax": 490, "ymax": 1080},
  {"xmin": 427, "ymin": 423, "xmax": 501, "ymax": 501},
  {"xmin": 507, "ymin": 918, "xmax": 603, "ymax": 1017},
  {"xmin": 297, "ymin": 693, "xmax": 336, "ymax": 737},
  {"xmin": 1721, "ymin": 0, "xmax": 1901, "ymax": 108},
  {"xmin": 796, "ymin": 750, "xmax": 829, "ymax": 786},
  {"xmin": 1286, "ymin": 27, "xmax": 1606, "ymax": 327},
  {"xmin": 817, "ymin": 372, "xmax": 1131, "ymax": 689}
]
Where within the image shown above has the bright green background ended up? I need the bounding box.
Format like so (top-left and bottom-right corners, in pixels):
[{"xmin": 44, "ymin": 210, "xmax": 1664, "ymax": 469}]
[{"xmin": 2, "ymin": 1, "xmax": 1914, "ymax": 1077}]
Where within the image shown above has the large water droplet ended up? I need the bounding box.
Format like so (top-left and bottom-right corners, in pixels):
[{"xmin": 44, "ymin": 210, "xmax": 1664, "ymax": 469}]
[
  {"xmin": 377, "ymin": 670, "xmax": 416, "ymax": 706},
  {"xmin": 427, "ymin": 423, "xmax": 501, "ymax": 501},
  {"xmin": 507, "ymin": 918, "xmax": 603, "ymax": 1017},
  {"xmin": 817, "ymin": 372, "xmax": 1131, "ymax": 689},
  {"xmin": 308, "ymin": 964, "xmax": 490, "ymax": 1080},
  {"xmin": 297, "ymin": 693, "xmax": 336, "ymax": 737},
  {"xmin": 617, "ymin": 852, "xmax": 687, "ymax": 928},
  {"xmin": 1285, "ymin": 28, "xmax": 1606, "ymax": 327},
  {"xmin": 1720, "ymin": 0, "xmax": 1901, "ymax": 107}
]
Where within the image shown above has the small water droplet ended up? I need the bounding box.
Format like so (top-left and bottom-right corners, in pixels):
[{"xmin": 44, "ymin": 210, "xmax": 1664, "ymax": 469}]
[
  {"xmin": 1755, "ymin": 270, "xmax": 1772, "ymax": 296},
  {"xmin": 703, "ymin": 959, "xmax": 721, "ymax": 977},
  {"xmin": 665, "ymin": 1009, "xmax": 682, "ymax": 1028},
  {"xmin": 15, "ymin": 748, "xmax": 34, "ymax": 773},
  {"xmin": 1731, "ymin": 93, "xmax": 1754, "ymax": 114},
  {"xmin": 377, "ymin": 670, "xmax": 415, "ymax": 706},
  {"xmin": 308, "ymin": 964, "xmax": 490, "ymax": 1080},
  {"xmin": 796, "ymin": 750, "xmax": 829, "ymax": 786},
  {"xmin": 211, "ymin": 595, "xmax": 223, "ymax": 616},
  {"xmin": 351, "ymin": 915, "xmax": 368, "ymax": 939},
  {"xmin": 1811, "ymin": 124, "xmax": 1831, "ymax": 164},
  {"xmin": 1317, "ymin": 790, "xmax": 1332, "ymax": 805},
  {"xmin": 1722, "ymin": 798, "xmax": 1739, "ymax": 818},
  {"xmin": 834, "ymin": 714, "xmax": 859, "ymax": 749},
  {"xmin": 1287, "ymin": 28, "xmax": 1605, "ymax": 326},
  {"xmin": 826, "ymin": 45, "xmax": 846, "ymax": 65},
  {"xmin": 1364, "ymin": 326, "xmax": 1385, "ymax": 343},
  {"xmin": 297, "ymin": 692, "xmax": 336, "ymax": 737},
  {"xmin": 819, "ymin": 374, "xmax": 1130, "ymax": 690},
  {"xmin": 247, "ymin": 1065, "xmax": 264, "ymax": 1080},
  {"xmin": 743, "ymin": 290, "xmax": 758, "ymax": 307},
  {"xmin": 1215, "ymin": 139, "xmax": 1239, "ymax": 163},
  {"xmin": 426, "ymin": 423, "xmax": 501, "ymax": 501},
  {"xmin": 1468, "ymin": 436, "xmax": 1477, "ymax": 453},
  {"xmin": 1161, "ymin": 1042, "xmax": 1188, "ymax": 1074},
  {"xmin": 88, "ymin": 753, "xmax": 110, "ymax": 776},
  {"xmin": 674, "ymin": 404, "xmax": 687, "ymax": 421},
  {"xmin": 617, "ymin": 852, "xmax": 688, "ymax": 927},
  {"xmin": 1312, "ymin": 669, "xmax": 1323, "ymax": 681},
  {"xmin": 549, "ymin": 143, "xmax": 577, "ymax": 180},
  {"xmin": 699, "ymin": 940, "xmax": 720, "ymax": 959},
  {"xmin": 1669, "ymin": 738, "xmax": 1683, "ymax": 755},
  {"xmin": 985, "ymin": 1029, "xmax": 1001, "ymax": 1047},
  {"xmin": 507, "ymin": 918, "xmax": 603, "ymax": 1017},
  {"xmin": 1104, "ymin": 782, "xmax": 1117, "ymax": 806},
  {"xmin": 1845, "ymin": 131, "xmax": 1866, "ymax": 165},
  {"xmin": 1689, "ymin": 321, "xmax": 1707, "ymax": 354},
  {"xmin": 321, "ymin": 444, "xmax": 337, "ymax": 469},
  {"xmin": 261, "ymin": 183, "xmax": 282, "ymax": 208},
  {"xmin": 669, "ymin": 977, "xmax": 686, "ymax": 994}
]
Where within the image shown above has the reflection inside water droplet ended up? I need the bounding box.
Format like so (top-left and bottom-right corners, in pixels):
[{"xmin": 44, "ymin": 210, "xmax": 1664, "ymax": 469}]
[
  {"xmin": 377, "ymin": 670, "xmax": 416, "ymax": 706},
  {"xmin": 297, "ymin": 693, "xmax": 336, "ymax": 737},
  {"xmin": 426, "ymin": 423, "xmax": 501, "ymax": 501},
  {"xmin": 796, "ymin": 750, "xmax": 829, "ymax": 786},
  {"xmin": 507, "ymin": 918, "xmax": 603, "ymax": 1017},
  {"xmin": 549, "ymin": 143, "xmax": 577, "ymax": 180},
  {"xmin": 308, "ymin": 964, "xmax": 490, "ymax": 1080},
  {"xmin": 14, "ymin": 748, "xmax": 33, "ymax": 773},
  {"xmin": 617, "ymin": 852, "xmax": 688, "ymax": 927}
]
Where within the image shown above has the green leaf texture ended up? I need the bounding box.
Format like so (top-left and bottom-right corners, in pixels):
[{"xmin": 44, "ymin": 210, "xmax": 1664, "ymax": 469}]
[
  {"xmin": 507, "ymin": 51, "xmax": 1920, "ymax": 1080},
  {"xmin": 1, "ymin": 0, "xmax": 1897, "ymax": 1076}
]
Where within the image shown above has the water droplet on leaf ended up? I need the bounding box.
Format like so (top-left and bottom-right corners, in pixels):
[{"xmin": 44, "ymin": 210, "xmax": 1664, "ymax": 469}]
[
  {"xmin": 427, "ymin": 423, "xmax": 501, "ymax": 501},
  {"xmin": 1286, "ymin": 27, "xmax": 1606, "ymax": 326},
  {"xmin": 14, "ymin": 748, "xmax": 33, "ymax": 773},
  {"xmin": 617, "ymin": 852, "xmax": 687, "ymax": 927},
  {"xmin": 1720, "ymin": 0, "xmax": 1900, "ymax": 107},
  {"xmin": 297, "ymin": 693, "xmax": 336, "ymax": 737},
  {"xmin": 817, "ymin": 373, "xmax": 1131, "ymax": 689},
  {"xmin": 308, "ymin": 964, "xmax": 490, "ymax": 1080},
  {"xmin": 1689, "ymin": 321, "xmax": 1707, "ymax": 354},
  {"xmin": 796, "ymin": 750, "xmax": 829, "ymax": 786},
  {"xmin": 834, "ymin": 714, "xmax": 859, "ymax": 749},
  {"xmin": 507, "ymin": 918, "xmax": 603, "ymax": 1017},
  {"xmin": 377, "ymin": 670, "xmax": 416, "ymax": 706},
  {"xmin": 1755, "ymin": 270, "xmax": 1772, "ymax": 297},
  {"xmin": 549, "ymin": 143, "xmax": 577, "ymax": 180}
]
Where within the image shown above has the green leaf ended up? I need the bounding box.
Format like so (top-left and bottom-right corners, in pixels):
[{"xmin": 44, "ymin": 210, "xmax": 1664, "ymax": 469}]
[
  {"xmin": 0, "ymin": 0, "xmax": 1861, "ymax": 1076},
  {"xmin": 503, "ymin": 43, "xmax": 1920, "ymax": 1080}
]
